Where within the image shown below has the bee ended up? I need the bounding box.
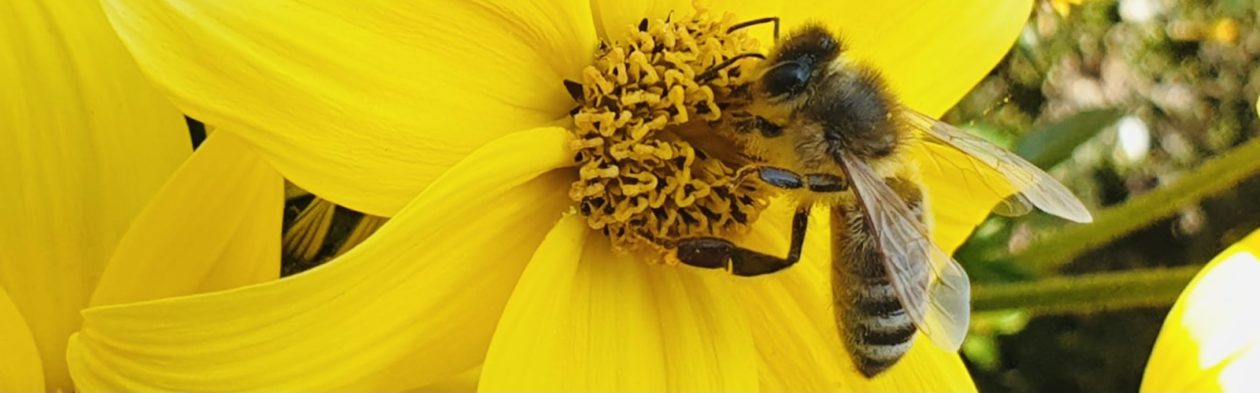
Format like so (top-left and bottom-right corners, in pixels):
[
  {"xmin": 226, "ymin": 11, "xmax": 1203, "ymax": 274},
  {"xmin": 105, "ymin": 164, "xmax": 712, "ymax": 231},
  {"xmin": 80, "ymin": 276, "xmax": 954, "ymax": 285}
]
[{"xmin": 675, "ymin": 19, "xmax": 1093, "ymax": 377}]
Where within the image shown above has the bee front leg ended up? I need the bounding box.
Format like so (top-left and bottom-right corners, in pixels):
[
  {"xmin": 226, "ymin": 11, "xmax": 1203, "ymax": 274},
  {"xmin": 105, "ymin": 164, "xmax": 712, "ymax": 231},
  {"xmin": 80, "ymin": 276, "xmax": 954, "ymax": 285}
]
[{"xmin": 676, "ymin": 207, "xmax": 810, "ymax": 276}]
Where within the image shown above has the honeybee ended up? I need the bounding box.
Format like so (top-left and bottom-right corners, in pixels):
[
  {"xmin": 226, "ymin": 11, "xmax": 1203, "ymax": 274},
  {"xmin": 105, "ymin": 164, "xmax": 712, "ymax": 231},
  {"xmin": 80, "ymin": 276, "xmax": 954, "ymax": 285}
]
[{"xmin": 675, "ymin": 19, "xmax": 1093, "ymax": 377}]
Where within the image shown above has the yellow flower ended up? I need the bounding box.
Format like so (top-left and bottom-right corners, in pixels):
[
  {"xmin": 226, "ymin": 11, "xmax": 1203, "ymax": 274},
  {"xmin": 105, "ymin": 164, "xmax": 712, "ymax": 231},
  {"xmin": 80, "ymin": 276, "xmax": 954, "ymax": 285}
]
[
  {"xmin": 1051, "ymin": 0, "xmax": 1085, "ymax": 17},
  {"xmin": 0, "ymin": 1, "xmax": 281, "ymax": 391},
  {"xmin": 1142, "ymin": 228, "xmax": 1260, "ymax": 392},
  {"xmin": 69, "ymin": 0, "xmax": 1033, "ymax": 390}
]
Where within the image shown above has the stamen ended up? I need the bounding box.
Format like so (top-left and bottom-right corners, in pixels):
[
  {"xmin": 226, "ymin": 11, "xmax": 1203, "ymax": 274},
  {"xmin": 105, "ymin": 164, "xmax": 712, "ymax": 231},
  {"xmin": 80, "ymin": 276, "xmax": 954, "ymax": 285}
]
[
  {"xmin": 283, "ymin": 197, "xmax": 336, "ymax": 263},
  {"xmin": 281, "ymin": 195, "xmax": 388, "ymax": 276},
  {"xmin": 567, "ymin": 11, "xmax": 772, "ymax": 256}
]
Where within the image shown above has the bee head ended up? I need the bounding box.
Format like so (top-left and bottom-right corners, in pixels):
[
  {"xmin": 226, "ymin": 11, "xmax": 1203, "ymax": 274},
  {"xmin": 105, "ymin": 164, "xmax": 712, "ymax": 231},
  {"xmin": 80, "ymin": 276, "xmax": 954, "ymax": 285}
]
[{"xmin": 760, "ymin": 24, "xmax": 842, "ymax": 100}]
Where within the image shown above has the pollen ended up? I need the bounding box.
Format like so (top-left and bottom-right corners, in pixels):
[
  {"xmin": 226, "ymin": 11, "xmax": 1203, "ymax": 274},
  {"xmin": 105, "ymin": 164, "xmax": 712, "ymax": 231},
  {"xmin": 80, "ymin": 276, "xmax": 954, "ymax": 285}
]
[{"xmin": 567, "ymin": 12, "xmax": 772, "ymax": 256}]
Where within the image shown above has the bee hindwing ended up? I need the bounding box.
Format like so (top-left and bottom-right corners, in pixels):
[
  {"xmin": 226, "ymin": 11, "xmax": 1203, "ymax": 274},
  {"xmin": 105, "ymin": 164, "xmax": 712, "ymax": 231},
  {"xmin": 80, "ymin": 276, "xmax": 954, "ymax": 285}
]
[{"xmin": 831, "ymin": 204, "xmax": 921, "ymax": 377}]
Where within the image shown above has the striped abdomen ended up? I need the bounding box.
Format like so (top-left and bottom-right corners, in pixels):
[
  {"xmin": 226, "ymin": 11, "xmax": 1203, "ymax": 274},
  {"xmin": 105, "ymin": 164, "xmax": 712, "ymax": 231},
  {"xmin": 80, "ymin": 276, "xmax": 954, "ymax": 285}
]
[{"xmin": 830, "ymin": 178, "xmax": 929, "ymax": 377}]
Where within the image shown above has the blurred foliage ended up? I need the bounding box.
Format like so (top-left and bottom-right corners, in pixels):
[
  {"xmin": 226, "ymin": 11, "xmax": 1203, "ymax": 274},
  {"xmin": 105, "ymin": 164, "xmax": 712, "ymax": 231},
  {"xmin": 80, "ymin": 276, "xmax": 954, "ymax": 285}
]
[{"xmin": 943, "ymin": 0, "xmax": 1260, "ymax": 391}]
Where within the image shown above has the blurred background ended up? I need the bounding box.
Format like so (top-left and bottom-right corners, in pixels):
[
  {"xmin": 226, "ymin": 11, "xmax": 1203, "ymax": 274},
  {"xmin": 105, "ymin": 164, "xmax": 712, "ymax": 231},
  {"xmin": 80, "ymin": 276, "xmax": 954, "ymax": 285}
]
[{"xmin": 943, "ymin": 0, "xmax": 1260, "ymax": 391}]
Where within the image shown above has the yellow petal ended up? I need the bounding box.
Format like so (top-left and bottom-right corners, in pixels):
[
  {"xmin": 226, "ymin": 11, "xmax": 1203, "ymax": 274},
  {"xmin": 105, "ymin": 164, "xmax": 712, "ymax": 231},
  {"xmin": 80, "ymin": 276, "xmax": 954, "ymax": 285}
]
[
  {"xmin": 732, "ymin": 205, "xmax": 844, "ymax": 391},
  {"xmin": 845, "ymin": 339, "xmax": 976, "ymax": 392},
  {"xmin": 782, "ymin": 0, "xmax": 1034, "ymax": 117},
  {"xmin": 590, "ymin": 0, "xmax": 691, "ymax": 40},
  {"xmin": 480, "ymin": 214, "xmax": 759, "ymax": 391},
  {"xmin": 0, "ymin": 286, "xmax": 42, "ymax": 392},
  {"xmin": 590, "ymin": 0, "xmax": 785, "ymax": 44},
  {"xmin": 90, "ymin": 132, "xmax": 282, "ymax": 307},
  {"xmin": 415, "ymin": 366, "xmax": 481, "ymax": 393},
  {"xmin": 734, "ymin": 203, "xmax": 975, "ymax": 391},
  {"xmin": 1142, "ymin": 229, "xmax": 1260, "ymax": 392},
  {"xmin": 597, "ymin": 0, "xmax": 1031, "ymax": 116},
  {"xmin": 101, "ymin": 0, "xmax": 597, "ymax": 216},
  {"xmin": 67, "ymin": 128, "xmax": 575, "ymax": 391},
  {"xmin": 0, "ymin": 1, "xmax": 189, "ymax": 389}
]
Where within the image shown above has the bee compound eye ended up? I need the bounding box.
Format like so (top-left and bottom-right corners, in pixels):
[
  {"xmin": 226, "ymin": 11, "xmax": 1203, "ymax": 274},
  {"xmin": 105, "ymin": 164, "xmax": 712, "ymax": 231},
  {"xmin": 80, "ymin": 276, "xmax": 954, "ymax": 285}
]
[{"xmin": 763, "ymin": 61, "xmax": 810, "ymax": 98}]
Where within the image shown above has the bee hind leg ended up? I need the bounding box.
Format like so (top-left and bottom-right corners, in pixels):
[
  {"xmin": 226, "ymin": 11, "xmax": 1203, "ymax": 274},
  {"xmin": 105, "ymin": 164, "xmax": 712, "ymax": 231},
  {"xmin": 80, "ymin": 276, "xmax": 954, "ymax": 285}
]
[{"xmin": 676, "ymin": 207, "xmax": 810, "ymax": 276}]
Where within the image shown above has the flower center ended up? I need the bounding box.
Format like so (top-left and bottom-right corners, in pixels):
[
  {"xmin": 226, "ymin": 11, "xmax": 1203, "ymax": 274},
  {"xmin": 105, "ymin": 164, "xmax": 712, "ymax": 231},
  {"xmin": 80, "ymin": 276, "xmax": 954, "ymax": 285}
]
[{"xmin": 566, "ymin": 11, "xmax": 772, "ymax": 257}]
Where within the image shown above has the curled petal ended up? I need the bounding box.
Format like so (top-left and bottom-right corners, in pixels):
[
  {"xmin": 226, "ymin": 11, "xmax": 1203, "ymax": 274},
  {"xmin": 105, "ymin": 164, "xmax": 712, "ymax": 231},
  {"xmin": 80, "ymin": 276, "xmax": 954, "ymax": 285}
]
[
  {"xmin": 90, "ymin": 132, "xmax": 282, "ymax": 307},
  {"xmin": 68, "ymin": 128, "xmax": 576, "ymax": 391}
]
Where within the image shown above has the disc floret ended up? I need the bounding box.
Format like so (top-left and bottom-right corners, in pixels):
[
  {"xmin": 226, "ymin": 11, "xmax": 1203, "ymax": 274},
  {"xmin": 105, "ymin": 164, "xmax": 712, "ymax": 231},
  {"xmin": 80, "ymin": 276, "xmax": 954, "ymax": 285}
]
[{"xmin": 567, "ymin": 12, "xmax": 772, "ymax": 255}]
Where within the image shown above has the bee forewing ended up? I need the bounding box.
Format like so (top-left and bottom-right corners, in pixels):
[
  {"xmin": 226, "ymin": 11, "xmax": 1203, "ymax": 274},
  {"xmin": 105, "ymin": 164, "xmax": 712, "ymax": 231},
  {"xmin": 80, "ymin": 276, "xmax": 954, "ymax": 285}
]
[
  {"xmin": 837, "ymin": 151, "xmax": 971, "ymax": 351},
  {"xmin": 902, "ymin": 109, "xmax": 1094, "ymax": 223}
]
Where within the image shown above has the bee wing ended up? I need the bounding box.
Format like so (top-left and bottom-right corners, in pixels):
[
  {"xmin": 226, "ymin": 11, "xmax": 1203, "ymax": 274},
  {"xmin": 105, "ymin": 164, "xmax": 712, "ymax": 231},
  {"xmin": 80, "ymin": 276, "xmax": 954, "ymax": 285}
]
[
  {"xmin": 837, "ymin": 150, "xmax": 971, "ymax": 351},
  {"xmin": 993, "ymin": 194, "xmax": 1034, "ymax": 217},
  {"xmin": 902, "ymin": 108, "xmax": 1093, "ymax": 223}
]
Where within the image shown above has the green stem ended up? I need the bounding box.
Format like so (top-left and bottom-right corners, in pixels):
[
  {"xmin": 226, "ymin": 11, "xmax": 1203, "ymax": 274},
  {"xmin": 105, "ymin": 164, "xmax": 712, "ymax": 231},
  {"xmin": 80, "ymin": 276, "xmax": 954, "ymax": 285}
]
[
  {"xmin": 972, "ymin": 265, "xmax": 1200, "ymax": 314},
  {"xmin": 1015, "ymin": 136, "xmax": 1260, "ymax": 274}
]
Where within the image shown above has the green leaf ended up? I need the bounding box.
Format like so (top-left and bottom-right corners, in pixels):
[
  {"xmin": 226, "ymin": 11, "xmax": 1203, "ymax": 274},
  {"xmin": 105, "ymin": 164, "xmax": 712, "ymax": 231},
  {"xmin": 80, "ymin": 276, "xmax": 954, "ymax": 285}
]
[
  {"xmin": 961, "ymin": 335, "xmax": 1001, "ymax": 371},
  {"xmin": 1015, "ymin": 108, "xmax": 1122, "ymax": 168}
]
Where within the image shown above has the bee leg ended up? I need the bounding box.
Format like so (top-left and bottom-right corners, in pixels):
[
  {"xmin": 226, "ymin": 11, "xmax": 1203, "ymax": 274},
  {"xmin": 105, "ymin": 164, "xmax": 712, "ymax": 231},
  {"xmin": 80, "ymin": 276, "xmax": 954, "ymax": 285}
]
[
  {"xmin": 754, "ymin": 166, "xmax": 804, "ymax": 189},
  {"xmin": 748, "ymin": 166, "xmax": 848, "ymax": 193},
  {"xmin": 676, "ymin": 207, "xmax": 810, "ymax": 276},
  {"xmin": 751, "ymin": 116, "xmax": 784, "ymax": 138},
  {"xmin": 804, "ymin": 173, "xmax": 848, "ymax": 192}
]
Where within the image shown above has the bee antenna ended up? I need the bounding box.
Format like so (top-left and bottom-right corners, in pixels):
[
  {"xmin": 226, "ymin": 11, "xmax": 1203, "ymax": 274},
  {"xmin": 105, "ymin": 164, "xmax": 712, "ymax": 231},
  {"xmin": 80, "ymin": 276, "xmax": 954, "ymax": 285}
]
[
  {"xmin": 727, "ymin": 17, "xmax": 780, "ymax": 41},
  {"xmin": 697, "ymin": 52, "xmax": 766, "ymax": 82}
]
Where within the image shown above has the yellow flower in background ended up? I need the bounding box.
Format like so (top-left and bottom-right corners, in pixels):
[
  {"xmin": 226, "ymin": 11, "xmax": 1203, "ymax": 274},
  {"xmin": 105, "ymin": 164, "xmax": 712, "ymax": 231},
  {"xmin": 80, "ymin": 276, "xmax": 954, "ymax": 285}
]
[
  {"xmin": 1141, "ymin": 229, "xmax": 1260, "ymax": 392},
  {"xmin": 0, "ymin": 1, "xmax": 281, "ymax": 391},
  {"xmin": 68, "ymin": 0, "xmax": 1031, "ymax": 390},
  {"xmin": 1051, "ymin": 0, "xmax": 1085, "ymax": 17}
]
